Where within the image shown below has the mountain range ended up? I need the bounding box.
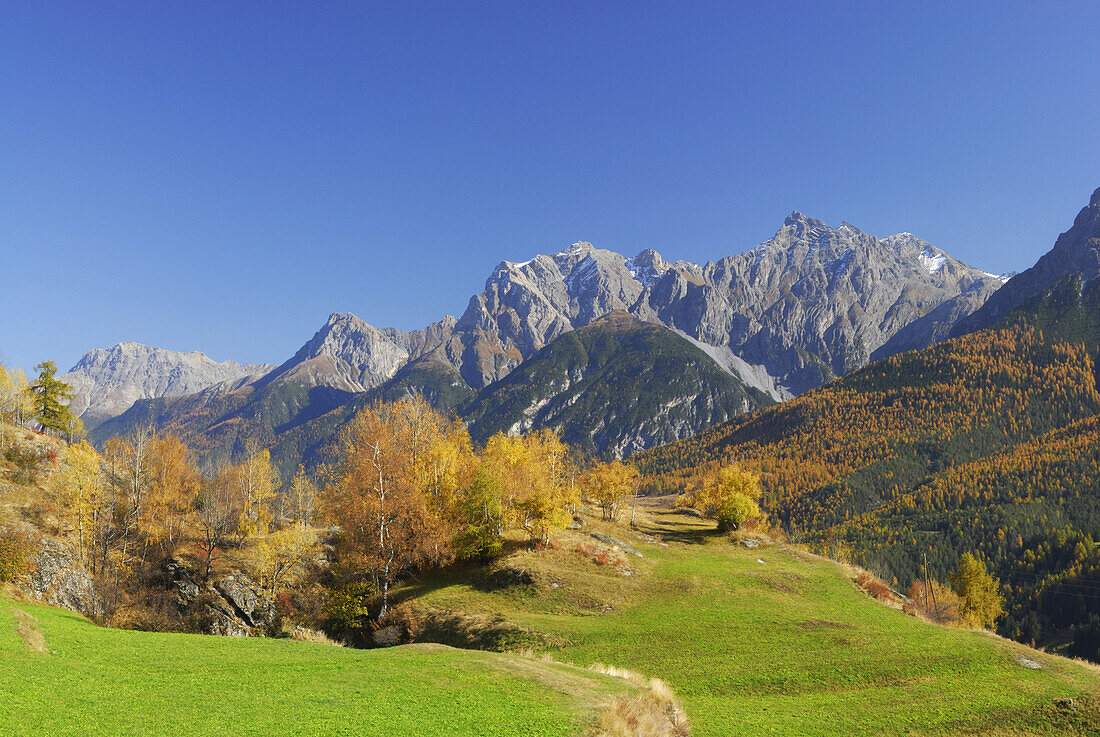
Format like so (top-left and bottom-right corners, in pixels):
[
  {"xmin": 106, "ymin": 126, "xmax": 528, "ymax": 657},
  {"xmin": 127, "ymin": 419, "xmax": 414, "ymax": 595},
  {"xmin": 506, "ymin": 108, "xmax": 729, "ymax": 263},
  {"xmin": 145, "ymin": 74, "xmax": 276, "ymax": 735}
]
[{"xmin": 73, "ymin": 210, "xmax": 1008, "ymax": 469}]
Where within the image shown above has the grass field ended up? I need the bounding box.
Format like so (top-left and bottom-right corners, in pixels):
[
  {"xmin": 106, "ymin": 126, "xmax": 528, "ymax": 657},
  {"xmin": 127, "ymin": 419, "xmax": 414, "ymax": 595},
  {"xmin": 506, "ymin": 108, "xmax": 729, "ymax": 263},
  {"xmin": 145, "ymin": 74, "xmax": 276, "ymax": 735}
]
[
  {"xmin": 4, "ymin": 503, "xmax": 1099, "ymax": 736},
  {"xmin": 0, "ymin": 593, "xmax": 636, "ymax": 736},
  {"xmin": 404, "ymin": 505, "xmax": 1100, "ymax": 737}
]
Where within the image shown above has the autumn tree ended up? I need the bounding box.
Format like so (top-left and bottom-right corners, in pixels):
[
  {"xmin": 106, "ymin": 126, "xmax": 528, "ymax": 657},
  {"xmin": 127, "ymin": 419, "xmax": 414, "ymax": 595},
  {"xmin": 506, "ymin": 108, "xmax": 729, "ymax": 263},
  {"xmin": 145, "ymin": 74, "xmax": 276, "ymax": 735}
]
[
  {"xmin": 233, "ymin": 443, "xmax": 279, "ymax": 538},
  {"xmin": 48, "ymin": 440, "xmax": 103, "ymax": 565},
  {"xmin": 482, "ymin": 432, "xmax": 528, "ymax": 531},
  {"xmin": 142, "ymin": 434, "xmax": 201, "ymax": 559},
  {"xmin": 582, "ymin": 460, "xmax": 639, "ymax": 522},
  {"xmin": 252, "ymin": 522, "xmax": 320, "ymax": 602},
  {"xmin": 287, "ymin": 465, "xmax": 318, "ymax": 526},
  {"xmin": 99, "ymin": 430, "xmax": 155, "ymax": 572},
  {"xmin": 483, "ymin": 429, "xmax": 577, "ymax": 543},
  {"xmin": 0, "ymin": 364, "xmax": 34, "ymax": 439},
  {"xmin": 687, "ymin": 463, "xmax": 762, "ymax": 532},
  {"xmin": 950, "ymin": 552, "xmax": 1004, "ymax": 629},
  {"xmin": 327, "ymin": 396, "xmax": 460, "ymax": 617},
  {"xmin": 905, "ymin": 579, "xmax": 962, "ymax": 625},
  {"xmin": 30, "ymin": 361, "xmax": 79, "ymax": 439},
  {"xmin": 195, "ymin": 468, "xmax": 241, "ymax": 581},
  {"xmin": 454, "ymin": 465, "xmax": 504, "ymax": 559}
]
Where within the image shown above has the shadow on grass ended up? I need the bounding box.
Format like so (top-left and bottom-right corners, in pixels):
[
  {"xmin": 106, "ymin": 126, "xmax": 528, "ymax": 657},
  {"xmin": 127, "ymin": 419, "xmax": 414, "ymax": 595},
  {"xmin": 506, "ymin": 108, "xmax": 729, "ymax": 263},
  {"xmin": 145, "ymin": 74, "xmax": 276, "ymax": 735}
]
[
  {"xmin": 387, "ymin": 539, "xmax": 537, "ymax": 609},
  {"xmin": 644, "ymin": 511, "xmax": 718, "ymax": 546}
]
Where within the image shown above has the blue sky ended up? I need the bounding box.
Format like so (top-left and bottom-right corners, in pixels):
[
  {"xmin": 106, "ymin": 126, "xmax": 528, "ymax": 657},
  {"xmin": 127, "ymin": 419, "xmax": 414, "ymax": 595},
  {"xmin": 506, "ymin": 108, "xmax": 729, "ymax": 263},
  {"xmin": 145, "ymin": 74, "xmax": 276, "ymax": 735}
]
[{"xmin": 3, "ymin": 1, "xmax": 1099, "ymax": 371}]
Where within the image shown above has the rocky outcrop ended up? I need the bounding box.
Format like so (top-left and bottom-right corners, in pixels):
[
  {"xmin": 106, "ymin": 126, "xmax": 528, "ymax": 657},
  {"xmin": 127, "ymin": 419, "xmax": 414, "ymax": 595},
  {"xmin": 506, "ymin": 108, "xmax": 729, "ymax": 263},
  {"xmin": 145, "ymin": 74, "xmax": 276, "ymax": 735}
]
[
  {"xmin": 163, "ymin": 559, "xmax": 268, "ymax": 637},
  {"xmin": 62, "ymin": 342, "xmax": 272, "ymax": 427},
  {"xmin": 25, "ymin": 538, "xmax": 103, "ymax": 618}
]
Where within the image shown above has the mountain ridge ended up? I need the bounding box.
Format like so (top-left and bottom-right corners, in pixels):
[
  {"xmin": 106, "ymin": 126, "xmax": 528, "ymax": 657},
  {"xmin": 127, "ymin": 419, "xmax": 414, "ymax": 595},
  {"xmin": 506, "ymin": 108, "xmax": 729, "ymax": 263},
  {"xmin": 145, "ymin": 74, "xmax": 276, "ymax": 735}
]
[
  {"xmin": 61, "ymin": 343, "xmax": 273, "ymax": 428},
  {"xmin": 87, "ymin": 211, "xmax": 1004, "ymax": 470}
]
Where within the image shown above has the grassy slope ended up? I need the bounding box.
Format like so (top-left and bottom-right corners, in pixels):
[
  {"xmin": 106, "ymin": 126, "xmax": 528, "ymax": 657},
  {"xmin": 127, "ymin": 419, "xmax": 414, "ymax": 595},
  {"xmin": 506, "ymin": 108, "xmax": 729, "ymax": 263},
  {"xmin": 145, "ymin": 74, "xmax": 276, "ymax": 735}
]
[
  {"xmin": 0, "ymin": 593, "xmax": 634, "ymax": 737},
  {"xmin": 405, "ymin": 510, "xmax": 1100, "ymax": 737}
]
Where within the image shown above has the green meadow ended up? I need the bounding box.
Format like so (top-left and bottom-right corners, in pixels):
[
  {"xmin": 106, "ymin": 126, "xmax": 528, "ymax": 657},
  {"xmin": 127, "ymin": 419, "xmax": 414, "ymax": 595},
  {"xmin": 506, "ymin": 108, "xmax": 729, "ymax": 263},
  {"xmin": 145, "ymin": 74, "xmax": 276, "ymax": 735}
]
[
  {"xmin": 0, "ymin": 595, "xmax": 632, "ymax": 737},
  {"xmin": 408, "ymin": 510, "xmax": 1100, "ymax": 737}
]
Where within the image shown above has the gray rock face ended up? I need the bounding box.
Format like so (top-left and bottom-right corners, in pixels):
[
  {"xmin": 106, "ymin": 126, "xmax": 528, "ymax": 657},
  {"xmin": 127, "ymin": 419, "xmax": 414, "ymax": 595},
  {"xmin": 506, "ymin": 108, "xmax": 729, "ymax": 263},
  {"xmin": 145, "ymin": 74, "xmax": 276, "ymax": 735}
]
[
  {"xmin": 263, "ymin": 313, "xmax": 411, "ymax": 393},
  {"xmin": 79, "ymin": 215, "xmax": 1000, "ymax": 416},
  {"xmin": 447, "ymin": 220, "xmax": 1001, "ymax": 393},
  {"xmin": 62, "ymin": 342, "xmax": 272, "ymax": 427},
  {"xmin": 164, "ymin": 559, "xmax": 266, "ymax": 637},
  {"xmin": 953, "ymin": 186, "xmax": 1100, "ymax": 337},
  {"xmin": 26, "ymin": 538, "xmax": 103, "ymax": 618},
  {"xmin": 86, "ymin": 212, "xmax": 1005, "ymax": 467}
]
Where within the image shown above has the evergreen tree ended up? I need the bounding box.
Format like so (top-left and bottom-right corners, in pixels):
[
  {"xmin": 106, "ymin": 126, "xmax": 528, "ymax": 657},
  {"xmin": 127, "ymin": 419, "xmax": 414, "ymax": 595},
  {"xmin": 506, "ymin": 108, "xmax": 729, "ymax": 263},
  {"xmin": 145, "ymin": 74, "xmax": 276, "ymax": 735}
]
[{"xmin": 30, "ymin": 361, "xmax": 77, "ymax": 439}]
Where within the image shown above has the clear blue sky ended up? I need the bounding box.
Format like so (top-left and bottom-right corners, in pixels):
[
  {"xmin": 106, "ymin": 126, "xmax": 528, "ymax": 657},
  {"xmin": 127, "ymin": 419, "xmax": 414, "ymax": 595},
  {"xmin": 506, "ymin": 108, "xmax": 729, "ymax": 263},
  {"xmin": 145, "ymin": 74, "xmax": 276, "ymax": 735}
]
[{"xmin": 3, "ymin": 1, "xmax": 1099, "ymax": 371}]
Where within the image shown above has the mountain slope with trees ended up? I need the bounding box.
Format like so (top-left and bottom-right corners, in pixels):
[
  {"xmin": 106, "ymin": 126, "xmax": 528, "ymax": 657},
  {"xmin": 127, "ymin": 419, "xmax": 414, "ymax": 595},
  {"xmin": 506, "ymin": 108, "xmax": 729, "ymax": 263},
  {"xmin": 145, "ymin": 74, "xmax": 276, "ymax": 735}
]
[
  {"xmin": 637, "ymin": 272, "xmax": 1100, "ymax": 658},
  {"xmin": 461, "ymin": 311, "xmax": 773, "ymax": 457}
]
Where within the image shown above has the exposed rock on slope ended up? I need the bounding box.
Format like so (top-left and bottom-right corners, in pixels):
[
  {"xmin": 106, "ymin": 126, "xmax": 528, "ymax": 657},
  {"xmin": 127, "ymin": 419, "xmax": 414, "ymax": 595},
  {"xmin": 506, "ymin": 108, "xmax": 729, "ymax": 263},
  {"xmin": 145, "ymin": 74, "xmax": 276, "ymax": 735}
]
[{"xmin": 62, "ymin": 342, "xmax": 272, "ymax": 427}]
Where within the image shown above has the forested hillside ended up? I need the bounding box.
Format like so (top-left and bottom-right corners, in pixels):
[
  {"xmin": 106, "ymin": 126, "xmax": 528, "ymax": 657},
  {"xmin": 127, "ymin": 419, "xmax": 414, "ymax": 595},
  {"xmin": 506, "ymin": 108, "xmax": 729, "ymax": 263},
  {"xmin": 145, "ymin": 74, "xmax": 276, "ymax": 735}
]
[
  {"xmin": 461, "ymin": 311, "xmax": 774, "ymax": 456},
  {"xmin": 637, "ymin": 275, "xmax": 1100, "ymax": 659}
]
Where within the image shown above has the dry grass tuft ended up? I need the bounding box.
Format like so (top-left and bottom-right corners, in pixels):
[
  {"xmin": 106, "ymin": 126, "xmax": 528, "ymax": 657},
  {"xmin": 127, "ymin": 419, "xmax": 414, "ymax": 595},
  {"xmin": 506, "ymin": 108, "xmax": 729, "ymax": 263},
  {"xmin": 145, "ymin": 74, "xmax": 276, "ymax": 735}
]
[
  {"xmin": 290, "ymin": 626, "xmax": 344, "ymax": 647},
  {"xmin": 12, "ymin": 608, "xmax": 47, "ymax": 653},
  {"xmin": 588, "ymin": 663, "xmax": 690, "ymax": 737}
]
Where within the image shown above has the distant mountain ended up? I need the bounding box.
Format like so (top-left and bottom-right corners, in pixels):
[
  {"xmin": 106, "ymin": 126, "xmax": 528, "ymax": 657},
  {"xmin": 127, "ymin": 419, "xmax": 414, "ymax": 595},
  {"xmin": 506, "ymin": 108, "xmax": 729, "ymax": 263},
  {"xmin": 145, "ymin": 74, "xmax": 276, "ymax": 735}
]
[
  {"xmin": 461, "ymin": 311, "xmax": 774, "ymax": 456},
  {"xmin": 90, "ymin": 211, "xmax": 1002, "ymax": 469},
  {"xmin": 61, "ymin": 343, "xmax": 273, "ymax": 428},
  {"xmin": 449, "ymin": 221, "xmax": 1001, "ymax": 394},
  {"xmin": 952, "ymin": 186, "xmax": 1100, "ymax": 337}
]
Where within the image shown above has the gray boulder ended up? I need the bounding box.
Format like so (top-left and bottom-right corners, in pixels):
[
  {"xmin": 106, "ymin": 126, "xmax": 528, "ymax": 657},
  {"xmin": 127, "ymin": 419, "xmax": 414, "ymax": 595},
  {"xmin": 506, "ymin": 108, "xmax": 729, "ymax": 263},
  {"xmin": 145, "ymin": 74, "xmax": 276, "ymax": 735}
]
[
  {"xmin": 589, "ymin": 532, "xmax": 643, "ymax": 558},
  {"xmin": 26, "ymin": 538, "xmax": 103, "ymax": 618}
]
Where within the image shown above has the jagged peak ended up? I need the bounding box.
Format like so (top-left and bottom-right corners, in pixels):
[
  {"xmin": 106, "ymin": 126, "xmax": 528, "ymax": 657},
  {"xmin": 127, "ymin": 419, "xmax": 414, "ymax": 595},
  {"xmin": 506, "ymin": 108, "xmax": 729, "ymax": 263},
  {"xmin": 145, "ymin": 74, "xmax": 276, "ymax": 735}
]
[
  {"xmin": 629, "ymin": 248, "xmax": 664, "ymax": 267},
  {"xmin": 326, "ymin": 311, "xmax": 365, "ymax": 326},
  {"xmin": 780, "ymin": 211, "xmax": 832, "ymax": 236},
  {"xmin": 560, "ymin": 240, "xmax": 595, "ymax": 256},
  {"xmin": 70, "ymin": 342, "xmax": 217, "ymax": 372},
  {"xmin": 1091, "ymin": 186, "xmax": 1100, "ymax": 207}
]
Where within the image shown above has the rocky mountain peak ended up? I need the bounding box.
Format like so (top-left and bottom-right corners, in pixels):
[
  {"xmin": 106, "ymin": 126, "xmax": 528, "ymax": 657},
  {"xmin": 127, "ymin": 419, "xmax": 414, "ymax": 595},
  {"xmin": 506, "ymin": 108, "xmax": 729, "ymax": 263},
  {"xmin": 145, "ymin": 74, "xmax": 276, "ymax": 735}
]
[
  {"xmin": 560, "ymin": 241, "xmax": 595, "ymax": 256},
  {"xmin": 61, "ymin": 343, "xmax": 273, "ymax": 426},
  {"xmin": 1091, "ymin": 186, "xmax": 1100, "ymax": 207},
  {"xmin": 625, "ymin": 249, "xmax": 668, "ymax": 288},
  {"xmin": 269, "ymin": 312, "xmax": 409, "ymax": 392}
]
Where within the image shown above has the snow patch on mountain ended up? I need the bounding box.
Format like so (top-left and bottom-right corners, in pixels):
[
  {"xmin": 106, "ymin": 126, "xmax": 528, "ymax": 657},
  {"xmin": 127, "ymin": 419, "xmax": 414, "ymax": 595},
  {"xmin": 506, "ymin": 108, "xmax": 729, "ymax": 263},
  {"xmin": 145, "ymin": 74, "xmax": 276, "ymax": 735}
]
[
  {"xmin": 919, "ymin": 247, "xmax": 947, "ymax": 274},
  {"xmin": 625, "ymin": 255, "xmax": 661, "ymax": 288}
]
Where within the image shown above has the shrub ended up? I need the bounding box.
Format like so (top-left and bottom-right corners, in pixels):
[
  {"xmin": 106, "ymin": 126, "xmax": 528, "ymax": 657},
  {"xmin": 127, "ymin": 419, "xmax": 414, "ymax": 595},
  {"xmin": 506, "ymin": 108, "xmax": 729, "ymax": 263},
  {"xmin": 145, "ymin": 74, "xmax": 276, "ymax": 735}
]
[
  {"xmin": 686, "ymin": 464, "xmax": 762, "ymax": 533},
  {"xmin": 855, "ymin": 571, "xmax": 895, "ymax": 602},
  {"xmin": 0, "ymin": 527, "xmax": 37, "ymax": 582},
  {"xmin": 904, "ymin": 580, "xmax": 963, "ymax": 626},
  {"xmin": 4, "ymin": 445, "xmax": 43, "ymax": 485}
]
